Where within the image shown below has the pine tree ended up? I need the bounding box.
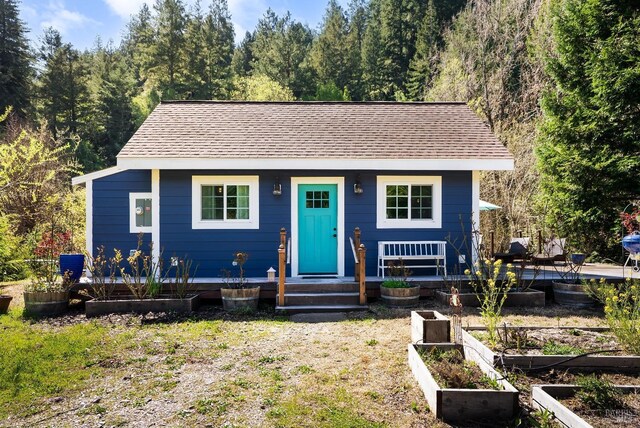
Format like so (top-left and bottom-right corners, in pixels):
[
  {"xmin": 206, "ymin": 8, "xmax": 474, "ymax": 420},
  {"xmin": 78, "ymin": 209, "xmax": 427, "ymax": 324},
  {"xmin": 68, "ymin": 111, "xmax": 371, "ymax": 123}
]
[
  {"xmin": 231, "ymin": 31, "xmax": 255, "ymax": 77},
  {"xmin": 310, "ymin": 0, "xmax": 350, "ymax": 92},
  {"xmin": 0, "ymin": 0, "xmax": 32, "ymax": 117},
  {"xmin": 124, "ymin": 4, "xmax": 156, "ymax": 86},
  {"xmin": 361, "ymin": 0, "xmax": 386, "ymax": 99},
  {"xmin": 203, "ymin": 0, "xmax": 235, "ymax": 99},
  {"xmin": 406, "ymin": 0, "xmax": 438, "ymax": 100},
  {"xmin": 183, "ymin": 0, "xmax": 208, "ymax": 99},
  {"xmin": 153, "ymin": 0, "xmax": 187, "ymax": 99},
  {"xmin": 345, "ymin": 0, "xmax": 367, "ymax": 100}
]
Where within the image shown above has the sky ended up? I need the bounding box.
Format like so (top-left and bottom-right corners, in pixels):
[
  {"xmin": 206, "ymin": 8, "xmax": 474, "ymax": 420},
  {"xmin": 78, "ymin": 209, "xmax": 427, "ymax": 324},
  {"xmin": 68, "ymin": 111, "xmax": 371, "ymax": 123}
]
[{"xmin": 19, "ymin": 0, "xmax": 348, "ymax": 51}]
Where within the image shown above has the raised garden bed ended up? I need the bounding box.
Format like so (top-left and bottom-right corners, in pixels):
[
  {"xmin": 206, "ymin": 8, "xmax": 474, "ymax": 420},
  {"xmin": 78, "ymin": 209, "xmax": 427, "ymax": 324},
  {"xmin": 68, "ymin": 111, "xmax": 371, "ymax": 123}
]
[
  {"xmin": 532, "ymin": 384, "xmax": 640, "ymax": 427},
  {"xmin": 435, "ymin": 288, "xmax": 546, "ymax": 307},
  {"xmin": 85, "ymin": 294, "xmax": 199, "ymax": 317},
  {"xmin": 408, "ymin": 343, "xmax": 519, "ymax": 423},
  {"xmin": 411, "ymin": 310, "xmax": 450, "ymax": 344},
  {"xmin": 462, "ymin": 326, "xmax": 640, "ymax": 372}
]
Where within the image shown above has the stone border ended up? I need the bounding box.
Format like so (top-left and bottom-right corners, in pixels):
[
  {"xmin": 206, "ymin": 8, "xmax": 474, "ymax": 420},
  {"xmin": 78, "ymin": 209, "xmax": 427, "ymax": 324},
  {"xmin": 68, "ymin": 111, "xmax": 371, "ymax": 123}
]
[{"xmin": 408, "ymin": 343, "xmax": 519, "ymax": 423}]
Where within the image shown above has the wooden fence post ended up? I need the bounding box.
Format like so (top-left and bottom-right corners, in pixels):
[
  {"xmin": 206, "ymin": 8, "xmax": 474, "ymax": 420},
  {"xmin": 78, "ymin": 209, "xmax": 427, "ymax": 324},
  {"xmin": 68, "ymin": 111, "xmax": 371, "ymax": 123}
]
[
  {"xmin": 354, "ymin": 227, "xmax": 361, "ymax": 282},
  {"xmin": 357, "ymin": 244, "xmax": 366, "ymax": 305},
  {"xmin": 490, "ymin": 230, "xmax": 495, "ymax": 258},
  {"xmin": 278, "ymin": 244, "xmax": 286, "ymax": 306}
]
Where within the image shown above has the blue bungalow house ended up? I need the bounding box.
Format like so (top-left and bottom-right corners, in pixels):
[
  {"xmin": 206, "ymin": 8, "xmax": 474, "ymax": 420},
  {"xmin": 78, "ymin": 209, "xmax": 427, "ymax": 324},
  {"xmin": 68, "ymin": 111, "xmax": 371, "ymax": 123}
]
[{"xmin": 72, "ymin": 101, "xmax": 513, "ymax": 287}]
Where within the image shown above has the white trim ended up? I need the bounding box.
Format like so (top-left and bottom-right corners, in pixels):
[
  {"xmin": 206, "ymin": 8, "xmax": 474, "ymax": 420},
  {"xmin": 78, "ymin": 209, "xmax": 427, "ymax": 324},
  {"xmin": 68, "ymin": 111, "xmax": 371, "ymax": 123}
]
[
  {"xmin": 72, "ymin": 166, "xmax": 123, "ymax": 185},
  {"xmin": 291, "ymin": 177, "xmax": 345, "ymax": 277},
  {"xmin": 129, "ymin": 192, "xmax": 153, "ymax": 234},
  {"xmin": 151, "ymin": 170, "xmax": 160, "ymax": 265},
  {"xmin": 191, "ymin": 175, "xmax": 260, "ymax": 230},
  {"xmin": 85, "ymin": 180, "xmax": 93, "ymax": 277},
  {"xmin": 117, "ymin": 157, "xmax": 514, "ymax": 171},
  {"xmin": 472, "ymin": 170, "xmax": 480, "ymax": 264},
  {"xmin": 376, "ymin": 176, "xmax": 442, "ymax": 229}
]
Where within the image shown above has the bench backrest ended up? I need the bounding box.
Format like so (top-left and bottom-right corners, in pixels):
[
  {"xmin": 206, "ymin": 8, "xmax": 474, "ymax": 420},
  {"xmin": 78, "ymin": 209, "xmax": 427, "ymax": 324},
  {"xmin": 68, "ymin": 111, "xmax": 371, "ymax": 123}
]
[{"xmin": 378, "ymin": 241, "xmax": 446, "ymax": 257}]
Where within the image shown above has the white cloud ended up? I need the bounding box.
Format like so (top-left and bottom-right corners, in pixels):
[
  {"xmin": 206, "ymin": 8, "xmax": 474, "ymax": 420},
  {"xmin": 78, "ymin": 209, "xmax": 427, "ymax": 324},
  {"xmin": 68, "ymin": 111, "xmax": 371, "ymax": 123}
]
[
  {"xmin": 103, "ymin": 0, "xmax": 153, "ymax": 19},
  {"xmin": 41, "ymin": 0, "xmax": 100, "ymax": 34}
]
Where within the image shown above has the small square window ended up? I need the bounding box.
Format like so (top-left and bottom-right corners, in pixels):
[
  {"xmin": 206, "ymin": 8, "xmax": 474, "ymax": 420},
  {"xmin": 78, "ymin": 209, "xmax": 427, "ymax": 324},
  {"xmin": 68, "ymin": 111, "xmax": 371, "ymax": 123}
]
[{"xmin": 130, "ymin": 193, "xmax": 152, "ymax": 233}]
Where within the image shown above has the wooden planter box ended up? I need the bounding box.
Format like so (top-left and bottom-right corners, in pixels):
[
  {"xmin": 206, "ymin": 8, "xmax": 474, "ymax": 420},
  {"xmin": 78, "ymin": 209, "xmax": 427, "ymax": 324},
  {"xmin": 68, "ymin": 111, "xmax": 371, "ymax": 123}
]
[
  {"xmin": 435, "ymin": 288, "xmax": 546, "ymax": 307},
  {"xmin": 411, "ymin": 311, "xmax": 451, "ymax": 343},
  {"xmin": 85, "ymin": 294, "xmax": 199, "ymax": 317},
  {"xmin": 24, "ymin": 291, "xmax": 69, "ymax": 316},
  {"xmin": 531, "ymin": 384, "xmax": 640, "ymax": 428},
  {"xmin": 408, "ymin": 343, "xmax": 519, "ymax": 423},
  {"xmin": 462, "ymin": 327, "xmax": 640, "ymax": 372}
]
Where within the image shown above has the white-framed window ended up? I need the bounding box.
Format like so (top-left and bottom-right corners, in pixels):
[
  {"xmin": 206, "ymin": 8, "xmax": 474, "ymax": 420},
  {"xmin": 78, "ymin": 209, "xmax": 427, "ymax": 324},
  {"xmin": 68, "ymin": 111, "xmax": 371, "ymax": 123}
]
[
  {"xmin": 129, "ymin": 192, "xmax": 152, "ymax": 233},
  {"xmin": 376, "ymin": 176, "xmax": 442, "ymax": 229},
  {"xmin": 192, "ymin": 175, "xmax": 260, "ymax": 229}
]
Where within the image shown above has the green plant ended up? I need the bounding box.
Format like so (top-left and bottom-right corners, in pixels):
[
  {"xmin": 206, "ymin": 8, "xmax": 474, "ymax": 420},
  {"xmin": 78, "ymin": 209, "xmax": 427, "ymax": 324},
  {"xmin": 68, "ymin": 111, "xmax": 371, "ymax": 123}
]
[
  {"xmin": 381, "ymin": 259, "xmax": 412, "ymax": 288},
  {"xmin": 418, "ymin": 347, "xmax": 501, "ymax": 390},
  {"xmin": 119, "ymin": 235, "xmax": 166, "ymax": 299},
  {"xmin": 365, "ymin": 339, "xmax": 378, "ymax": 346},
  {"xmin": 497, "ymin": 326, "xmax": 533, "ymax": 353},
  {"xmin": 25, "ymin": 225, "xmax": 73, "ymax": 292},
  {"xmin": 167, "ymin": 256, "xmax": 197, "ymax": 299},
  {"xmin": 588, "ymin": 278, "xmax": 640, "ymax": 354},
  {"xmin": 529, "ymin": 408, "xmax": 557, "ymax": 428},
  {"xmin": 0, "ymin": 215, "xmax": 27, "ymax": 281},
  {"xmin": 465, "ymin": 258, "xmax": 516, "ymax": 347},
  {"xmin": 541, "ymin": 340, "xmax": 583, "ymax": 355},
  {"xmin": 575, "ymin": 375, "xmax": 623, "ymax": 412}
]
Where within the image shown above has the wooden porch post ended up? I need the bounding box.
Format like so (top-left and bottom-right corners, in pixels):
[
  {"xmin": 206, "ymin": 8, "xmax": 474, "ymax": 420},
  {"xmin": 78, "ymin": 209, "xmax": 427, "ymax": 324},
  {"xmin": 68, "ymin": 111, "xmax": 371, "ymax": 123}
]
[
  {"xmin": 280, "ymin": 227, "xmax": 287, "ymax": 247},
  {"xmin": 490, "ymin": 230, "xmax": 495, "ymax": 258},
  {"xmin": 357, "ymin": 244, "xmax": 366, "ymax": 305},
  {"xmin": 278, "ymin": 243, "xmax": 286, "ymax": 306},
  {"xmin": 354, "ymin": 227, "xmax": 361, "ymax": 282}
]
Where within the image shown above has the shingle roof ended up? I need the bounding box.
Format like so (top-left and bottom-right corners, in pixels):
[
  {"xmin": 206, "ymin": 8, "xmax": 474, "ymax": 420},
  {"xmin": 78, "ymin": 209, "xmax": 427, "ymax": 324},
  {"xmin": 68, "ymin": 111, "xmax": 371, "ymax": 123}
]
[{"xmin": 117, "ymin": 101, "xmax": 512, "ymax": 163}]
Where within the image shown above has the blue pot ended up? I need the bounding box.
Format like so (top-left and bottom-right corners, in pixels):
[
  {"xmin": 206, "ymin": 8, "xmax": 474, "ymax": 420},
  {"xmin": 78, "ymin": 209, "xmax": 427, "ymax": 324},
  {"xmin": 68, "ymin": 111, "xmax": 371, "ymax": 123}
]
[
  {"xmin": 622, "ymin": 233, "xmax": 640, "ymax": 255},
  {"xmin": 570, "ymin": 253, "xmax": 586, "ymax": 266},
  {"xmin": 59, "ymin": 254, "xmax": 85, "ymax": 283}
]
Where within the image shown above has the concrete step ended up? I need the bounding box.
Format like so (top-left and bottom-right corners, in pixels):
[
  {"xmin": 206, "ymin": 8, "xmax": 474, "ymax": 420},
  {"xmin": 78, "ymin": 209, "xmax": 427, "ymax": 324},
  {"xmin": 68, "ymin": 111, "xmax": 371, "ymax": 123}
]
[
  {"xmin": 278, "ymin": 292, "xmax": 360, "ymax": 306},
  {"xmin": 275, "ymin": 304, "xmax": 369, "ymax": 314},
  {"xmin": 283, "ymin": 282, "xmax": 359, "ymax": 293}
]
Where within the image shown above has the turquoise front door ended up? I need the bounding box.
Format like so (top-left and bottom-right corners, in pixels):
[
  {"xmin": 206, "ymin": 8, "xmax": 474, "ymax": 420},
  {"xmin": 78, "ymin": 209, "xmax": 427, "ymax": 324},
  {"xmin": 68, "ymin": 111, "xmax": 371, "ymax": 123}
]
[{"xmin": 298, "ymin": 184, "xmax": 338, "ymax": 274}]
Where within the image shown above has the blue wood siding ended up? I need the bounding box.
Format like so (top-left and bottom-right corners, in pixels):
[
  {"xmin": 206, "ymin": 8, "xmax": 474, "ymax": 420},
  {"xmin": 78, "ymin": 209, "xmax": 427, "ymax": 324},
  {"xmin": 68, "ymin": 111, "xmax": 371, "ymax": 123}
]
[
  {"xmin": 91, "ymin": 169, "xmax": 472, "ymax": 278},
  {"xmin": 92, "ymin": 170, "xmax": 152, "ymax": 260}
]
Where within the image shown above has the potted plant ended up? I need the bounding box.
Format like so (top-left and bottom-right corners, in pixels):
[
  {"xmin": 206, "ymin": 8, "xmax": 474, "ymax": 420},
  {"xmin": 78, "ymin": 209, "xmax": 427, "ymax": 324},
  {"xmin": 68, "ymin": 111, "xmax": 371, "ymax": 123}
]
[
  {"xmin": 24, "ymin": 229, "xmax": 71, "ymax": 316},
  {"xmin": 379, "ymin": 260, "xmax": 419, "ymax": 307},
  {"xmin": 551, "ymin": 242, "xmax": 595, "ymax": 307},
  {"xmin": 59, "ymin": 229, "xmax": 85, "ymax": 284},
  {"xmin": 0, "ymin": 294, "xmax": 12, "ymax": 314},
  {"xmin": 220, "ymin": 252, "xmax": 260, "ymax": 312}
]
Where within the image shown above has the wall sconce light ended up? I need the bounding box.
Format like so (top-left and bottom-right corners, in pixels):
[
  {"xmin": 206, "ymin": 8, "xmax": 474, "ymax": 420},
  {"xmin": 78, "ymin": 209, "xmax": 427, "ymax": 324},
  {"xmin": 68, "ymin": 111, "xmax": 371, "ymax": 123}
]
[
  {"xmin": 273, "ymin": 177, "xmax": 282, "ymax": 196},
  {"xmin": 353, "ymin": 175, "xmax": 363, "ymax": 194}
]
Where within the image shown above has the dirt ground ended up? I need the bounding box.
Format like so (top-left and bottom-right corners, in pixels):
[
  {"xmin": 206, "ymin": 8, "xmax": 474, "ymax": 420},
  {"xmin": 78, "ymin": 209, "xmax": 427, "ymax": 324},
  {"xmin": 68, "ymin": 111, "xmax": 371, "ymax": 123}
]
[{"xmin": 0, "ymin": 282, "xmax": 620, "ymax": 428}]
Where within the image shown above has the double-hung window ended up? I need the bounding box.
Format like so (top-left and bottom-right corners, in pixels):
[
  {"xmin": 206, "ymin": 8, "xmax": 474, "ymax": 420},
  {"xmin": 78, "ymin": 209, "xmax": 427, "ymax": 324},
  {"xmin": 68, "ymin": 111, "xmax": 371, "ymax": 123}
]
[
  {"xmin": 192, "ymin": 176, "xmax": 259, "ymax": 229},
  {"xmin": 376, "ymin": 176, "xmax": 442, "ymax": 229}
]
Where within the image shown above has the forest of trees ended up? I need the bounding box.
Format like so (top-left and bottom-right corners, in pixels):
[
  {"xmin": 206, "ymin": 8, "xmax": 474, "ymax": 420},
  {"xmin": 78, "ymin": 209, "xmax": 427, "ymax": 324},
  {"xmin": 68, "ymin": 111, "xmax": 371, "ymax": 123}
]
[{"xmin": 0, "ymin": 0, "xmax": 638, "ymax": 274}]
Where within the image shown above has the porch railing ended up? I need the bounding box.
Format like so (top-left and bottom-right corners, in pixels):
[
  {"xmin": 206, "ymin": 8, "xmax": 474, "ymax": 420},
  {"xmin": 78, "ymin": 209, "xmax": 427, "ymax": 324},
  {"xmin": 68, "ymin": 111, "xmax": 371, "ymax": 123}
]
[
  {"xmin": 278, "ymin": 228, "xmax": 287, "ymax": 306},
  {"xmin": 350, "ymin": 227, "xmax": 367, "ymax": 305}
]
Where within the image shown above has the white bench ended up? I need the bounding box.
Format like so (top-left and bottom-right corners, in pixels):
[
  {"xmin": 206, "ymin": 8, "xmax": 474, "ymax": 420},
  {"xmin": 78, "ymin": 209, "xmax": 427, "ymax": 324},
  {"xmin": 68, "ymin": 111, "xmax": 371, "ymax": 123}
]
[{"xmin": 377, "ymin": 241, "xmax": 447, "ymax": 278}]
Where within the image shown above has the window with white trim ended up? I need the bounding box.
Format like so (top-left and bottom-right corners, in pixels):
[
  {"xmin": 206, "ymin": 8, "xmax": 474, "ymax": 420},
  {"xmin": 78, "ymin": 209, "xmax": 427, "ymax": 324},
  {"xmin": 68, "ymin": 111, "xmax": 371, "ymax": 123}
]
[
  {"xmin": 192, "ymin": 176, "xmax": 259, "ymax": 229},
  {"xmin": 129, "ymin": 193, "xmax": 152, "ymax": 233},
  {"xmin": 376, "ymin": 176, "xmax": 442, "ymax": 229}
]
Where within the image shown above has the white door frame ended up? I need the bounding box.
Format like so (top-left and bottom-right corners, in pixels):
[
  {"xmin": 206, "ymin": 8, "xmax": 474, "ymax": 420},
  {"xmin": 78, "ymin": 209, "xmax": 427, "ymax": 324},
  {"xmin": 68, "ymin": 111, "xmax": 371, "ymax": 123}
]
[{"xmin": 290, "ymin": 177, "xmax": 345, "ymax": 277}]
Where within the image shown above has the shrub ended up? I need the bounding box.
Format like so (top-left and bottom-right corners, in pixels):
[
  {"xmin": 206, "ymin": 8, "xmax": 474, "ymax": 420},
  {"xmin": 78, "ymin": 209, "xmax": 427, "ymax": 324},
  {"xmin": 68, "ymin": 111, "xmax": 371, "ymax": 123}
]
[
  {"xmin": 0, "ymin": 215, "xmax": 27, "ymax": 281},
  {"xmin": 576, "ymin": 375, "xmax": 623, "ymax": 412},
  {"xmin": 588, "ymin": 278, "xmax": 640, "ymax": 354}
]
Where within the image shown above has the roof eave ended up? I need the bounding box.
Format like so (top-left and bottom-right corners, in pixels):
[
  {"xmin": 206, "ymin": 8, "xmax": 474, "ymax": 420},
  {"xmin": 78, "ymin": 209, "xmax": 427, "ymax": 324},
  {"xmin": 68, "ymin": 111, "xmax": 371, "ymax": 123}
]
[{"xmin": 116, "ymin": 157, "xmax": 514, "ymax": 171}]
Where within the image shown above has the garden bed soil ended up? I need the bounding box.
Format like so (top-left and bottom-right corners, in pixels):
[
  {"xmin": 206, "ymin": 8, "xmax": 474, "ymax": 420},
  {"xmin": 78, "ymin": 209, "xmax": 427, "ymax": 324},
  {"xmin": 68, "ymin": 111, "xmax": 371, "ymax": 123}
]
[
  {"xmin": 408, "ymin": 343, "xmax": 519, "ymax": 423},
  {"xmin": 85, "ymin": 294, "xmax": 200, "ymax": 317},
  {"xmin": 462, "ymin": 327, "xmax": 640, "ymax": 372},
  {"xmin": 435, "ymin": 288, "xmax": 546, "ymax": 308},
  {"xmin": 532, "ymin": 385, "xmax": 640, "ymax": 428}
]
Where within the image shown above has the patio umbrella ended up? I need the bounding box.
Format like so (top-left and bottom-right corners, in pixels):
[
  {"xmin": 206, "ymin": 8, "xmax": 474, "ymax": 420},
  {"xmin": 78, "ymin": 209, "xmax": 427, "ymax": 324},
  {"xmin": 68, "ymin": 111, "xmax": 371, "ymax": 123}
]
[{"xmin": 479, "ymin": 200, "xmax": 501, "ymax": 211}]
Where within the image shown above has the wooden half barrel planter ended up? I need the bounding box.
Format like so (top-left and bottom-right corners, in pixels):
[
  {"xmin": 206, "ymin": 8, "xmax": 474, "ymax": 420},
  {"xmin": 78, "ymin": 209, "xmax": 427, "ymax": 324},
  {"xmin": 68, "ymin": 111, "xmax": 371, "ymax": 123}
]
[
  {"xmin": 85, "ymin": 294, "xmax": 200, "ymax": 317},
  {"xmin": 23, "ymin": 291, "xmax": 69, "ymax": 316},
  {"xmin": 435, "ymin": 288, "xmax": 546, "ymax": 307},
  {"xmin": 380, "ymin": 284, "xmax": 420, "ymax": 308},
  {"xmin": 552, "ymin": 282, "xmax": 597, "ymax": 307},
  {"xmin": 221, "ymin": 286, "xmax": 260, "ymax": 312},
  {"xmin": 411, "ymin": 310, "xmax": 451, "ymax": 343},
  {"xmin": 531, "ymin": 384, "xmax": 640, "ymax": 428},
  {"xmin": 0, "ymin": 295, "xmax": 13, "ymax": 314},
  {"xmin": 408, "ymin": 343, "xmax": 519, "ymax": 423},
  {"xmin": 462, "ymin": 327, "xmax": 640, "ymax": 372}
]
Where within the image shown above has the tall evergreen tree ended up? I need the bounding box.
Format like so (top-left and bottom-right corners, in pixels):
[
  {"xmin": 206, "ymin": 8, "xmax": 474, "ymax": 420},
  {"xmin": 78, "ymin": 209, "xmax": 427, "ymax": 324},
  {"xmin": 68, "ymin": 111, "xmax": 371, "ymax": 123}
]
[
  {"xmin": 203, "ymin": 0, "xmax": 235, "ymax": 99},
  {"xmin": 124, "ymin": 4, "xmax": 156, "ymax": 87},
  {"xmin": 345, "ymin": 0, "xmax": 367, "ymax": 100},
  {"xmin": 310, "ymin": 0, "xmax": 350, "ymax": 92},
  {"xmin": 0, "ymin": 0, "xmax": 32, "ymax": 117},
  {"xmin": 537, "ymin": 0, "xmax": 640, "ymax": 256},
  {"xmin": 231, "ymin": 31, "xmax": 255, "ymax": 77},
  {"xmin": 153, "ymin": 0, "xmax": 187, "ymax": 98},
  {"xmin": 406, "ymin": 0, "xmax": 438, "ymax": 100},
  {"xmin": 361, "ymin": 0, "xmax": 386, "ymax": 99},
  {"xmin": 183, "ymin": 0, "xmax": 208, "ymax": 99}
]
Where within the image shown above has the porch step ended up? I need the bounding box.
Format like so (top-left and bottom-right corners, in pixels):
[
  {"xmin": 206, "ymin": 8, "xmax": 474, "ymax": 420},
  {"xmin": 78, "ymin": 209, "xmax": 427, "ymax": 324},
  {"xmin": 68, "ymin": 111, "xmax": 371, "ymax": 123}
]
[
  {"xmin": 283, "ymin": 282, "xmax": 359, "ymax": 293},
  {"xmin": 275, "ymin": 304, "xmax": 369, "ymax": 315},
  {"xmin": 278, "ymin": 292, "xmax": 360, "ymax": 306}
]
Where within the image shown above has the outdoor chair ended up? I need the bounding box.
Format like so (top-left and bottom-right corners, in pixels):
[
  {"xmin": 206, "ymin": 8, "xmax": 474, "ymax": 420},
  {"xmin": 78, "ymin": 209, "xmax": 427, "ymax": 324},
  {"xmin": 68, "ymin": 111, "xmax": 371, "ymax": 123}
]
[
  {"xmin": 532, "ymin": 237, "xmax": 567, "ymax": 265},
  {"xmin": 494, "ymin": 237, "xmax": 530, "ymax": 263}
]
